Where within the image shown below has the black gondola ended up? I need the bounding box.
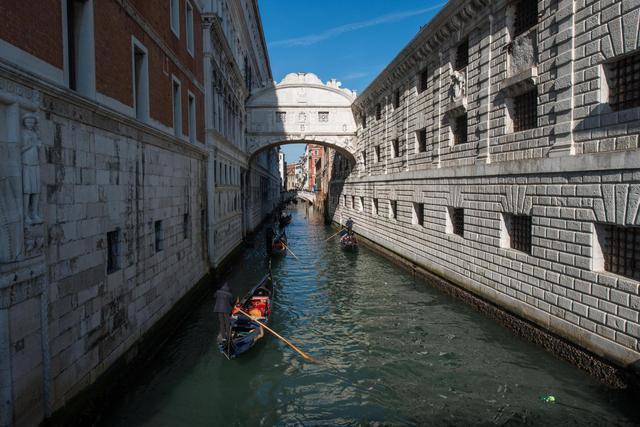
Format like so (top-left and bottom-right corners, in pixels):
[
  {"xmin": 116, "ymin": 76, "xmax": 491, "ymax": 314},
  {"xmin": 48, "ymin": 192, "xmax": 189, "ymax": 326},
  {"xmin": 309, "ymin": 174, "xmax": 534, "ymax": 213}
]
[
  {"xmin": 271, "ymin": 230, "xmax": 287, "ymax": 255},
  {"xmin": 339, "ymin": 229, "xmax": 358, "ymax": 250},
  {"xmin": 218, "ymin": 271, "xmax": 274, "ymax": 359},
  {"xmin": 279, "ymin": 213, "xmax": 292, "ymax": 227}
]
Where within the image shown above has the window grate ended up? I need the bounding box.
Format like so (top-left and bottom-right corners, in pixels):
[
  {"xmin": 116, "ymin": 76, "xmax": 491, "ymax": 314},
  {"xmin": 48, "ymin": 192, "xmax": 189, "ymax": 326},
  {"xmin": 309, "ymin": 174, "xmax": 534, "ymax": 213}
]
[
  {"xmin": 375, "ymin": 103, "xmax": 382, "ymax": 121},
  {"xmin": 373, "ymin": 198, "xmax": 379, "ymax": 215},
  {"xmin": 603, "ymin": 225, "xmax": 640, "ymax": 281},
  {"xmin": 419, "ymin": 68, "xmax": 429, "ymax": 93},
  {"xmin": 514, "ymin": 0, "xmax": 538, "ymax": 37},
  {"xmin": 452, "ymin": 208, "xmax": 464, "ymax": 236},
  {"xmin": 107, "ymin": 229, "xmax": 120, "ymax": 274},
  {"xmin": 453, "ymin": 114, "xmax": 468, "ymax": 145},
  {"xmin": 390, "ymin": 200, "xmax": 397, "ymax": 219},
  {"xmin": 393, "ymin": 138, "xmax": 401, "ymax": 157},
  {"xmin": 417, "ymin": 128, "xmax": 427, "ymax": 153},
  {"xmin": 375, "ymin": 145, "xmax": 381, "ymax": 162},
  {"xmin": 318, "ymin": 111, "xmax": 329, "ymax": 122},
  {"xmin": 455, "ymin": 39, "xmax": 469, "ymax": 70},
  {"xmin": 394, "ymin": 88, "xmax": 401, "ymax": 108},
  {"xmin": 362, "ymin": 114, "xmax": 367, "ymax": 129},
  {"xmin": 510, "ymin": 215, "xmax": 532, "ymax": 253},
  {"xmin": 608, "ymin": 52, "xmax": 640, "ymax": 112},
  {"xmin": 414, "ymin": 203, "xmax": 424, "ymax": 226},
  {"xmin": 513, "ymin": 90, "xmax": 538, "ymax": 132},
  {"xmin": 351, "ymin": 195, "xmax": 355, "ymax": 209}
]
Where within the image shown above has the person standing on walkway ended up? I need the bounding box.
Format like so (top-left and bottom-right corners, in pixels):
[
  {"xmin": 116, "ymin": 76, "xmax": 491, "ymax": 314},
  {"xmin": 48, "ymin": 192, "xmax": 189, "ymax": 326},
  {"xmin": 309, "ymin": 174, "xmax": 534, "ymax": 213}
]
[{"xmin": 214, "ymin": 282, "xmax": 234, "ymax": 340}]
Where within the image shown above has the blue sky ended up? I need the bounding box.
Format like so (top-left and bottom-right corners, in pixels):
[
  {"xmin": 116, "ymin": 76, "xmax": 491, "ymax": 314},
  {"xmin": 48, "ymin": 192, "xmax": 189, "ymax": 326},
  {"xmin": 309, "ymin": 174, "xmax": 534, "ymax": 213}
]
[{"xmin": 259, "ymin": 0, "xmax": 444, "ymax": 161}]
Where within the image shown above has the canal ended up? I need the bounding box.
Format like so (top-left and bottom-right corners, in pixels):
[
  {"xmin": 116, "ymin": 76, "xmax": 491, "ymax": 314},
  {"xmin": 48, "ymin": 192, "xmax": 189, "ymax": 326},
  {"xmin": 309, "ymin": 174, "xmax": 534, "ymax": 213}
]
[{"xmin": 99, "ymin": 204, "xmax": 638, "ymax": 426}]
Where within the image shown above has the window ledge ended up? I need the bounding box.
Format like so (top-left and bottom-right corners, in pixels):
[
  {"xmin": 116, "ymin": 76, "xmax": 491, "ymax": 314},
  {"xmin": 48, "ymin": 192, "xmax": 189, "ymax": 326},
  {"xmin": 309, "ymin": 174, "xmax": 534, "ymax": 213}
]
[{"xmin": 502, "ymin": 67, "xmax": 538, "ymax": 98}]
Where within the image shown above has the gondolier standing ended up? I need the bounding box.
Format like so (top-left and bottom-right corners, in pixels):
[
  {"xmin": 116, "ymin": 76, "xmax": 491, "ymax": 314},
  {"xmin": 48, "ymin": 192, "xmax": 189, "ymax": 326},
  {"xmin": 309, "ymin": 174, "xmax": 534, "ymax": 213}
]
[
  {"xmin": 214, "ymin": 283, "xmax": 234, "ymax": 340},
  {"xmin": 345, "ymin": 217, "xmax": 354, "ymax": 234}
]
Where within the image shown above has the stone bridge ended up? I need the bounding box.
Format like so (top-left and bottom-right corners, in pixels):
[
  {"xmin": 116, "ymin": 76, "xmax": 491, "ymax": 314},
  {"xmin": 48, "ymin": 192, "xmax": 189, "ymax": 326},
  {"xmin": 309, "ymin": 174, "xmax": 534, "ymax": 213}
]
[
  {"xmin": 246, "ymin": 73, "xmax": 358, "ymax": 163},
  {"xmin": 295, "ymin": 190, "xmax": 316, "ymax": 204}
]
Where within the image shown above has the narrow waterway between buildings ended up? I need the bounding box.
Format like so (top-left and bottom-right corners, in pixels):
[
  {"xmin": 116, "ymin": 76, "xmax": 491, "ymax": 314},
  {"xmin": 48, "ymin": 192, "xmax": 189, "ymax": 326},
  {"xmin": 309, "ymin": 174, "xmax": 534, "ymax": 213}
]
[{"xmin": 99, "ymin": 204, "xmax": 638, "ymax": 426}]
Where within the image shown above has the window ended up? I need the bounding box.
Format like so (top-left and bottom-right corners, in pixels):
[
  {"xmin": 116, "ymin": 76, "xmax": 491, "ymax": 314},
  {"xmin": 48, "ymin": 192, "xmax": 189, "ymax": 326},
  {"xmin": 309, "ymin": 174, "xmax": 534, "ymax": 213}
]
[
  {"xmin": 413, "ymin": 203, "xmax": 424, "ymax": 226},
  {"xmin": 372, "ymin": 198, "xmax": 379, "ymax": 215},
  {"xmin": 107, "ymin": 229, "xmax": 120, "ymax": 273},
  {"xmin": 453, "ymin": 114, "xmax": 468, "ymax": 145},
  {"xmin": 351, "ymin": 195, "xmax": 355, "ymax": 209},
  {"xmin": 359, "ymin": 196, "xmax": 364, "ymax": 212},
  {"xmin": 183, "ymin": 213, "xmax": 190, "ymax": 240},
  {"xmin": 389, "ymin": 200, "xmax": 397, "ymax": 220},
  {"xmin": 172, "ymin": 78, "xmax": 182, "ymax": 137},
  {"xmin": 362, "ymin": 151, "xmax": 367, "ymax": 167},
  {"xmin": 392, "ymin": 138, "xmax": 401, "ymax": 158},
  {"xmin": 418, "ymin": 67, "xmax": 429, "ymax": 93},
  {"xmin": 607, "ymin": 52, "xmax": 640, "ymax": 112},
  {"xmin": 188, "ymin": 92, "xmax": 196, "ymax": 143},
  {"xmin": 455, "ymin": 39, "xmax": 469, "ymax": 70},
  {"xmin": 133, "ymin": 41, "xmax": 149, "ymax": 121},
  {"xmin": 66, "ymin": 0, "xmax": 95, "ymax": 96},
  {"xmin": 513, "ymin": 90, "xmax": 537, "ymax": 132},
  {"xmin": 170, "ymin": 0, "xmax": 180, "ymax": 36},
  {"xmin": 375, "ymin": 103, "xmax": 382, "ymax": 121},
  {"xmin": 343, "ymin": 195, "xmax": 347, "ymax": 206},
  {"xmin": 155, "ymin": 220, "xmax": 164, "ymax": 252},
  {"xmin": 514, "ymin": 0, "xmax": 538, "ymax": 37},
  {"xmin": 394, "ymin": 88, "xmax": 401, "ymax": 108},
  {"xmin": 447, "ymin": 207, "xmax": 464, "ymax": 236},
  {"xmin": 374, "ymin": 145, "xmax": 381, "ymax": 163},
  {"xmin": 416, "ymin": 128, "xmax": 427, "ymax": 153},
  {"xmin": 318, "ymin": 111, "xmax": 329, "ymax": 122},
  {"xmin": 362, "ymin": 113, "xmax": 367, "ymax": 129},
  {"xmin": 186, "ymin": 1, "xmax": 194, "ymax": 54},
  {"xmin": 276, "ymin": 111, "xmax": 286, "ymax": 123},
  {"xmin": 597, "ymin": 224, "xmax": 640, "ymax": 280},
  {"xmin": 504, "ymin": 214, "xmax": 532, "ymax": 253}
]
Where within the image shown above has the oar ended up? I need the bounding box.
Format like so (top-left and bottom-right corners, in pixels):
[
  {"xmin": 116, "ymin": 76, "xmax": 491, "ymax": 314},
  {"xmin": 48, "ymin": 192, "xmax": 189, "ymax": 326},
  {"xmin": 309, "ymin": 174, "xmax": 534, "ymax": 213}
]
[
  {"xmin": 324, "ymin": 230, "xmax": 343, "ymax": 241},
  {"xmin": 282, "ymin": 242, "xmax": 300, "ymax": 261},
  {"xmin": 236, "ymin": 308, "xmax": 318, "ymax": 363}
]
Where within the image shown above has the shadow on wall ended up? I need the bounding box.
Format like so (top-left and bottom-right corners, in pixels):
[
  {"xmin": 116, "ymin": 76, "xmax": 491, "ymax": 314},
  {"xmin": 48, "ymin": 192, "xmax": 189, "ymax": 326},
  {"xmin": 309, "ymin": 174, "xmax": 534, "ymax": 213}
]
[{"xmin": 325, "ymin": 150, "xmax": 352, "ymax": 224}]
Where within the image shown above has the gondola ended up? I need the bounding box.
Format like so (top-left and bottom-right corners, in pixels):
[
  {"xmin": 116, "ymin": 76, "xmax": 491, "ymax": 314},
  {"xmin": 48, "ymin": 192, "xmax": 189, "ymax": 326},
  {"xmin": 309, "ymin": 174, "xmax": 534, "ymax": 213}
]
[
  {"xmin": 271, "ymin": 231, "xmax": 287, "ymax": 255},
  {"xmin": 279, "ymin": 213, "xmax": 292, "ymax": 227},
  {"xmin": 339, "ymin": 229, "xmax": 358, "ymax": 250},
  {"xmin": 218, "ymin": 271, "xmax": 274, "ymax": 359}
]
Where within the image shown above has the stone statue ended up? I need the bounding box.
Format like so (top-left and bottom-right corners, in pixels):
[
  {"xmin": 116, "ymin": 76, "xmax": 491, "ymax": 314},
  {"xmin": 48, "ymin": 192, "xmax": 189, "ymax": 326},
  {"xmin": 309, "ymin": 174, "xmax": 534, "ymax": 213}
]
[
  {"xmin": 21, "ymin": 113, "xmax": 42, "ymax": 224},
  {"xmin": 451, "ymin": 70, "xmax": 466, "ymax": 100}
]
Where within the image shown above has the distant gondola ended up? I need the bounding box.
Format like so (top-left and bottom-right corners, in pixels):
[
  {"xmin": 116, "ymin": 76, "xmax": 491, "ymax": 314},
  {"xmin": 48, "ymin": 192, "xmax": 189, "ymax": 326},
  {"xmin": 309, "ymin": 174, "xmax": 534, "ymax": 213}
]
[
  {"xmin": 279, "ymin": 213, "xmax": 292, "ymax": 227},
  {"xmin": 271, "ymin": 231, "xmax": 287, "ymax": 255},
  {"xmin": 339, "ymin": 229, "xmax": 358, "ymax": 250},
  {"xmin": 218, "ymin": 271, "xmax": 274, "ymax": 359}
]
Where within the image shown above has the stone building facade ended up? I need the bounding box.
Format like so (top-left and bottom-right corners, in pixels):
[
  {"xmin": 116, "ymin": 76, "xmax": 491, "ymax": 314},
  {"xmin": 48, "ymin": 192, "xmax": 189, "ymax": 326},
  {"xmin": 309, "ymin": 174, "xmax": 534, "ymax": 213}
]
[
  {"xmin": 331, "ymin": 0, "xmax": 640, "ymax": 372},
  {"xmin": 200, "ymin": 0, "xmax": 279, "ymax": 267},
  {"xmin": 0, "ymin": 0, "xmax": 276, "ymax": 425}
]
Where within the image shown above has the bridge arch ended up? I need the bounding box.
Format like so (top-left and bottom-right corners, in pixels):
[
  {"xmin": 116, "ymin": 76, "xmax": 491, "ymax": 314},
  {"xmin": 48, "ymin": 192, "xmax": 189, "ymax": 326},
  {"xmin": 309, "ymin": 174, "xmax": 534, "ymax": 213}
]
[{"xmin": 246, "ymin": 72, "xmax": 358, "ymax": 161}]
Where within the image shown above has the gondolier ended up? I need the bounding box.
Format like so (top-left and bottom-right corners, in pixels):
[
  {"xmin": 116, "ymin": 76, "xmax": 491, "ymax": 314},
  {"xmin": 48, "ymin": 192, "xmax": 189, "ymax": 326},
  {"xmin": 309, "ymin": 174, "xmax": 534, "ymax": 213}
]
[
  {"xmin": 214, "ymin": 283, "xmax": 234, "ymax": 340},
  {"xmin": 345, "ymin": 217, "xmax": 354, "ymax": 234}
]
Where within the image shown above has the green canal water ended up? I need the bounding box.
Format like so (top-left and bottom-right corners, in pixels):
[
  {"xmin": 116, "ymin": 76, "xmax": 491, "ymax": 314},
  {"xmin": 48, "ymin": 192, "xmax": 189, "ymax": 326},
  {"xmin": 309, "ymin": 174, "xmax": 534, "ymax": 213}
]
[{"xmin": 100, "ymin": 205, "xmax": 638, "ymax": 426}]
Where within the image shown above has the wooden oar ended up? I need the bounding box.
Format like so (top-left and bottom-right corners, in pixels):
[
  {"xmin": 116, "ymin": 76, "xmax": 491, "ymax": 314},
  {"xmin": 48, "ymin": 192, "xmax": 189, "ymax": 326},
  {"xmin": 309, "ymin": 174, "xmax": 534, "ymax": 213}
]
[
  {"xmin": 282, "ymin": 242, "xmax": 300, "ymax": 261},
  {"xmin": 236, "ymin": 308, "xmax": 317, "ymax": 363},
  {"xmin": 324, "ymin": 230, "xmax": 343, "ymax": 241}
]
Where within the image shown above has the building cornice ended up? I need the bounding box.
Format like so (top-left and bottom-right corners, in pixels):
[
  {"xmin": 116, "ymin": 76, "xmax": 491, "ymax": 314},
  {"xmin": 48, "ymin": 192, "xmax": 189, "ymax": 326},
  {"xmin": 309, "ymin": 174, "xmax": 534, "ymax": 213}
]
[{"xmin": 353, "ymin": 0, "xmax": 491, "ymax": 112}]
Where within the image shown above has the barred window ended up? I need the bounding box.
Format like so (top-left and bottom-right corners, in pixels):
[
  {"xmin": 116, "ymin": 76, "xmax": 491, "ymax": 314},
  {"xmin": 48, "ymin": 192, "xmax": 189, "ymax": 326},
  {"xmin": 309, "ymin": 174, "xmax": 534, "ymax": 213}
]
[
  {"xmin": 362, "ymin": 151, "xmax": 367, "ymax": 167},
  {"xmin": 507, "ymin": 214, "xmax": 532, "ymax": 254},
  {"xmin": 607, "ymin": 52, "xmax": 640, "ymax": 112},
  {"xmin": 155, "ymin": 220, "xmax": 163, "ymax": 252},
  {"xmin": 351, "ymin": 195, "xmax": 355, "ymax": 208},
  {"xmin": 373, "ymin": 198, "xmax": 379, "ymax": 215},
  {"xmin": 183, "ymin": 213, "xmax": 190, "ymax": 240},
  {"xmin": 417, "ymin": 128, "xmax": 427, "ymax": 153},
  {"xmin": 390, "ymin": 200, "xmax": 397, "ymax": 219},
  {"xmin": 513, "ymin": 90, "xmax": 538, "ymax": 132},
  {"xmin": 413, "ymin": 203, "xmax": 424, "ymax": 226},
  {"xmin": 451, "ymin": 208, "xmax": 464, "ymax": 236},
  {"xmin": 394, "ymin": 88, "xmax": 401, "ymax": 108},
  {"xmin": 362, "ymin": 113, "xmax": 367, "ymax": 129},
  {"xmin": 276, "ymin": 111, "xmax": 286, "ymax": 123},
  {"xmin": 455, "ymin": 39, "xmax": 469, "ymax": 70},
  {"xmin": 374, "ymin": 145, "xmax": 381, "ymax": 162},
  {"xmin": 601, "ymin": 225, "xmax": 640, "ymax": 280},
  {"xmin": 359, "ymin": 196, "xmax": 364, "ymax": 212},
  {"xmin": 392, "ymin": 138, "xmax": 401, "ymax": 158},
  {"xmin": 343, "ymin": 195, "xmax": 347, "ymax": 206},
  {"xmin": 107, "ymin": 229, "xmax": 120, "ymax": 274},
  {"xmin": 453, "ymin": 114, "xmax": 468, "ymax": 145},
  {"xmin": 418, "ymin": 68, "xmax": 429, "ymax": 93},
  {"xmin": 375, "ymin": 103, "xmax": 382, "ymax": 121},
  {"xmin": 318, "ymin": 111, "xmax": 329, "ymax": 122},
  {"xmin": 514, "ymin": 0, "xmax": 538, "ymax": 37}
]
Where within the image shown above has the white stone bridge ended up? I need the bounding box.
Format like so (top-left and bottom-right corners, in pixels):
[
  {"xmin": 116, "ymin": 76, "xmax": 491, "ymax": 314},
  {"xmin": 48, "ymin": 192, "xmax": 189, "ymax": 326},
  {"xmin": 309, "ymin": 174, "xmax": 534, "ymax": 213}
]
[{"xmin": 246, "ymin": 73, "xmax": 358, "ymax": 163}]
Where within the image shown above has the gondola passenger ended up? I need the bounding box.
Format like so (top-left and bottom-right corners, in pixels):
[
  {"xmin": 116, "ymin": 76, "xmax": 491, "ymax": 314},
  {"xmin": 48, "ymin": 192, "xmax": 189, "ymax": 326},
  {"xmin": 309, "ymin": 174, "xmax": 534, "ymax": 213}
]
[{"xmin": 214, "ymin": 283, "xmax": 234, "ymax": 340}]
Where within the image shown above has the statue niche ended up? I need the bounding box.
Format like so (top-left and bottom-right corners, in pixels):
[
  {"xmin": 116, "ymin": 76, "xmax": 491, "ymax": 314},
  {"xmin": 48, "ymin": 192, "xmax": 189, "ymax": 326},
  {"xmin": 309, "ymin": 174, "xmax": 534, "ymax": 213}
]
[{"xmin": 21, "ymin": 113, "xmax": 42, "ymax": 224}]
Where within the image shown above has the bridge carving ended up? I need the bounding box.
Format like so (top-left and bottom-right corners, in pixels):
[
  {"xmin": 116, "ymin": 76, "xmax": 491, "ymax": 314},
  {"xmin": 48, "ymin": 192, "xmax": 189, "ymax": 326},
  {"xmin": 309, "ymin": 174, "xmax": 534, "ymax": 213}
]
[{"xmin": 246, "ymin": 73, "xmax": 357, "ymax": 162}]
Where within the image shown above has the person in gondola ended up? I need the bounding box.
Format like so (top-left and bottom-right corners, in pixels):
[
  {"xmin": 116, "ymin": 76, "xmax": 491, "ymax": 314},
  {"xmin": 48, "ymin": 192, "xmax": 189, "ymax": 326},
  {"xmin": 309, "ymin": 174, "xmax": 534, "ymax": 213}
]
[
  {"xmin": 214, "ymin": 282, "xmax": 234, "ymax": 340},
  {"xmin": 345, "ymin": 217, "xmax": 354, "ymax": 235}
]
